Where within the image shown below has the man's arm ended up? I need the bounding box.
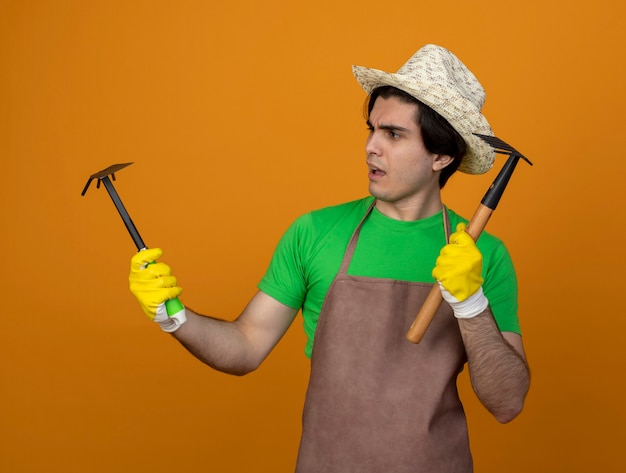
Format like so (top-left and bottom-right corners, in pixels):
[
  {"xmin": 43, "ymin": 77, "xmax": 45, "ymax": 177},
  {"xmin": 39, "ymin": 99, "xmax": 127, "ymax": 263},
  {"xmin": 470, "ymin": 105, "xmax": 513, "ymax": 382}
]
[
  {"xmin": 432, "ymin": 223, "xmax": 529, "ymax": 422},
  {"xmin": 172, "ymin": 291, "xmax": 298, "ymax": 376},
  {"xmin": 128, "ymin": 248, "xmax": 298, "ymax": 376},
  {"xmin": 458, "ymin": 314, "xmax": 529, "ymax": 423}
]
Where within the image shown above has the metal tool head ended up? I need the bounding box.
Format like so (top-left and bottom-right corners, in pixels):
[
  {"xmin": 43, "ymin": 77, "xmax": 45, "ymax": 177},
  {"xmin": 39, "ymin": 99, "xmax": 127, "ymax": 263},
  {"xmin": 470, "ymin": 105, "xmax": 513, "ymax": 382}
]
[
  {"xmin": 473, "ymin": 134, "xmax": 533, "ymax": 166},
  {"xmin": 81, "ymin": 162, "xmax": 134, "ymax": 196},
  {"xmin": 472, "ymin": 134, "xmax": 533, "ymax": 210}
]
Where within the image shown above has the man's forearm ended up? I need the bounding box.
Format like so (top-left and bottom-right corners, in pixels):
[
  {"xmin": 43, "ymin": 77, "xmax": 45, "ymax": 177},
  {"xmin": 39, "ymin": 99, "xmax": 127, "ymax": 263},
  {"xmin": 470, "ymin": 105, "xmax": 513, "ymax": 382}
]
[
  {"xmin": 172, "ymin": 309, "xmax": 261, "ymax": 376},
  {"xmin": 169, "ymin": 291, "xmax": 298, "ymax": 376},
  {"xmin": 459, "ymin": 311, "xmax": 530, "ymax": 423}
]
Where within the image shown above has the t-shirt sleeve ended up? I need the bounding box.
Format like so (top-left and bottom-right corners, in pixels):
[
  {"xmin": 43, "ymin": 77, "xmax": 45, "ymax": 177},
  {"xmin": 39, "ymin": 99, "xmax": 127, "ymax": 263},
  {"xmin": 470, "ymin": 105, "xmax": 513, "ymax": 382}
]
[
  {"xmin": 257, "ymin": 214, "xmax": 310, "ymax": 310},
  {"xmin": 482, "ymin": 241, "xmax": 521, "ymax": 334}
]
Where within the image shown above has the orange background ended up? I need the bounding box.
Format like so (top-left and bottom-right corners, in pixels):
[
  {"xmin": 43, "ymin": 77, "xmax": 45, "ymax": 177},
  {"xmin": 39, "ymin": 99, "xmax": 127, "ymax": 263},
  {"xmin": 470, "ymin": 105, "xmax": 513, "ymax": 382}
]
[{"xmin": 2, "ymin": 1, "xmax": 625, "ymax": 471}]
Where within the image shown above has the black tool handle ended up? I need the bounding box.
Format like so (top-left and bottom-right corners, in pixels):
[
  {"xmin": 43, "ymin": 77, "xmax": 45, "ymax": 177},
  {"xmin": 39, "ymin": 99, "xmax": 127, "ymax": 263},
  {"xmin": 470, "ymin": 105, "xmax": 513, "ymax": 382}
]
[
  {"xmin": 101, "ymin": 177, "xmax": 146, "ymax": 250},
  {"xmin": 481, "ymin": 155, "xmax": 521, "ymax": 210}
]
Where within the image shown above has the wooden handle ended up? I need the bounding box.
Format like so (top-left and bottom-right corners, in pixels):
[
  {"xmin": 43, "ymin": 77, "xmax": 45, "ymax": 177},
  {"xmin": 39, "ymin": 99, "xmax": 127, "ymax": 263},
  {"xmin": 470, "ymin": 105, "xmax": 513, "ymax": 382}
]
[
  {"xmin": 405, "ymin": 284, "xmax": 444, "ymax": 343},
  {"xmin": 405, "ymin": 204, "xmax": 494, "ymax": 343}
]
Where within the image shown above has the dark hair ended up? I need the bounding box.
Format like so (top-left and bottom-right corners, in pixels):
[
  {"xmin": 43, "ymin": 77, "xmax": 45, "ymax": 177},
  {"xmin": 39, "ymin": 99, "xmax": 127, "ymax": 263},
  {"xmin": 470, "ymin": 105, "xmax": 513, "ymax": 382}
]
[{"xmin": 365, "ymin": 86, "xmax": 466, "ymax": 188}]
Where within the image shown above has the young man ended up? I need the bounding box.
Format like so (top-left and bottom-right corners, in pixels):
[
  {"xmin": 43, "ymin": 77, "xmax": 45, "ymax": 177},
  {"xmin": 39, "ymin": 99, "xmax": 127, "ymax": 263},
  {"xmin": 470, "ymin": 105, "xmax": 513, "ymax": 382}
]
[{"xmin": 129, "ymin": 44, "xmax": 530, "ymax": 472}]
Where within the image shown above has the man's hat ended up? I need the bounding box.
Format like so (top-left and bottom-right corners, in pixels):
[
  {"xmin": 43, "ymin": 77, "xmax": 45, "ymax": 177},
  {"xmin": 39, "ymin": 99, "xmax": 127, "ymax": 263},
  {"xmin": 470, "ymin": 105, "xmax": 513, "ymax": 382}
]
[{"xmin": 352, "ymin": 44, "xmax": 495, "ymax": 174}]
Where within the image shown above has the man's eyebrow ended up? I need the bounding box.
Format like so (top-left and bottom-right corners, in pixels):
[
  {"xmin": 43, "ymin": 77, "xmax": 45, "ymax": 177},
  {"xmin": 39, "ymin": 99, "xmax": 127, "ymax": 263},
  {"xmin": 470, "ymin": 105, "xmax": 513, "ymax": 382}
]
[{"xmin": 366, "ymin": 120, "xmax": 412, "ymax": 133}]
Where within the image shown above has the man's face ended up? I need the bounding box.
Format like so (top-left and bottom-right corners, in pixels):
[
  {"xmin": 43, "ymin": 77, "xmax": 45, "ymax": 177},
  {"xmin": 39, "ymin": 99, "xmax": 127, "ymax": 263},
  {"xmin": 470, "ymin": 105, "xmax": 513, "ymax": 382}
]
[{"xmin": 366, "ymin": 96, "xmax": 445, "ymax": 214}]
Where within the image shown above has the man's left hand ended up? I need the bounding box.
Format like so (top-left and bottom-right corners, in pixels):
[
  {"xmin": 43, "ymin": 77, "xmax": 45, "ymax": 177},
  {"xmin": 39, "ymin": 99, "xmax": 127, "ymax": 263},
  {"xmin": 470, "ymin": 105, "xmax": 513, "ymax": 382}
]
[{"xmin": 432, "ymin": 222, "xmax": 489, "ymax": 319}]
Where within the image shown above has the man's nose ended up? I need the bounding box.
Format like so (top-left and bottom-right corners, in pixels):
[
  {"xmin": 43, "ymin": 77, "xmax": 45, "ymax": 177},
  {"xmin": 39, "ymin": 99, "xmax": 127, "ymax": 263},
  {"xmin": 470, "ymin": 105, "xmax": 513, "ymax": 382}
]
[{"xmin": 365, "ymin": 132, "xmax": 381, "ymax": 156}]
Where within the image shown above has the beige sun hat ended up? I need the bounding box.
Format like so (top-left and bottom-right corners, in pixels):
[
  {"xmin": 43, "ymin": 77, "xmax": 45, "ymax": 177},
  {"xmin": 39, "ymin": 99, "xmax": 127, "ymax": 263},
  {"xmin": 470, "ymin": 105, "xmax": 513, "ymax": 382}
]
[{"xmin": 352, "ymin": 44, "xmax": 495, "ymax": 174}]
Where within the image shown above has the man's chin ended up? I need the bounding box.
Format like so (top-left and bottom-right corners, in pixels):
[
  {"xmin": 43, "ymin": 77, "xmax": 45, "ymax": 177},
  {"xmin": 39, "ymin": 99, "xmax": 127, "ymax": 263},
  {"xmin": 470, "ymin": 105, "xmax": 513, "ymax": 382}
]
[{"xmin": 369, "ymin": 187, "xmax": 391, "ymax": 202}]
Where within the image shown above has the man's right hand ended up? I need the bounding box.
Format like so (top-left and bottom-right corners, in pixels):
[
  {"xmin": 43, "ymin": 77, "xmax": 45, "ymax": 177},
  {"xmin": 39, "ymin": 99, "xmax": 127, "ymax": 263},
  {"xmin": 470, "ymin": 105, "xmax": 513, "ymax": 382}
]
[{"xmin": 129, "ymin": 248, "xmax": 184, "ymax": 330}]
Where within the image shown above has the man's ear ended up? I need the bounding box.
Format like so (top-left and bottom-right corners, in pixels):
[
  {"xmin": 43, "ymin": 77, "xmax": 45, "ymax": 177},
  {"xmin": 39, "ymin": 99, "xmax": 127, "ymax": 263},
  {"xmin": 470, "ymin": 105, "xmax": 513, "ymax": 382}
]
[{"xmin": 433, "ymin": 154, "xmax": 454, "ymax": 171}]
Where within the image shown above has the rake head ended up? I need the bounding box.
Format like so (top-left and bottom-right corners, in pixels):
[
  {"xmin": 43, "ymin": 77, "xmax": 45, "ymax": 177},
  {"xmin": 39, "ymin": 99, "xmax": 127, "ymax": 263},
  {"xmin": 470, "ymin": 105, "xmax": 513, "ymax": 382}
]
[
  {"xmin": 81, "ymin": 162, "xmax": 134, "ymax": 196},
  {"xmin": 473, "ymin": 134, "xmax": 533, "ymax": 166}
]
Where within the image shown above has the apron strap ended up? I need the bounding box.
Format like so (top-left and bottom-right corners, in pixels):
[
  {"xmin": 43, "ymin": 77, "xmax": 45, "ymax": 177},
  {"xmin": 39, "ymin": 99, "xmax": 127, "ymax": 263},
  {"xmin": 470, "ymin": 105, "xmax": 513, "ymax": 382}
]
[
  {"xmin": 443, "ymin": 204, "xmax": 452, "ymax": 243},
  {"xmin": 338, "ymin": 201, "xmax": 453, "ymax": 276},
  {"xmin": 338, "ymin": 200, "xmax": 376, "ymax": 275}
]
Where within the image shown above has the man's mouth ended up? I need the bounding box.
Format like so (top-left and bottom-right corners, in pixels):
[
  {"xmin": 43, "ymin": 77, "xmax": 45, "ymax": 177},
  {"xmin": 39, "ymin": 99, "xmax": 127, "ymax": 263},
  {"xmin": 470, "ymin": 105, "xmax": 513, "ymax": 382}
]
[{"xmin": 368, "ymin": 164, "xmax": 386, "ymax": 180}]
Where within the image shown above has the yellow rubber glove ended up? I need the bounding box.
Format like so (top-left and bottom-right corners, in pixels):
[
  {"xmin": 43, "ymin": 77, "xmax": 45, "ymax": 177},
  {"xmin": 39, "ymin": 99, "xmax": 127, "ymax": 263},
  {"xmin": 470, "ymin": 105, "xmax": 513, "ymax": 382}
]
[
  {"xmin": 129, "ymin": 248, "xmax": 186, "ymax": 331},
  {"xmin": 432, "ymin": 222, "xmax": 489, "ymax": 319}
]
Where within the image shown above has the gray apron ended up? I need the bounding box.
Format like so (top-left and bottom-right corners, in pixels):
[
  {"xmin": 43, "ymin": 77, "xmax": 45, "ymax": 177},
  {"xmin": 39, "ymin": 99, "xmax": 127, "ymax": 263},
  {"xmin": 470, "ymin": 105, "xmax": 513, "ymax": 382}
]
[{"xmin": 295, "ymin": 203, "xmax": 472, "ymax": 473}]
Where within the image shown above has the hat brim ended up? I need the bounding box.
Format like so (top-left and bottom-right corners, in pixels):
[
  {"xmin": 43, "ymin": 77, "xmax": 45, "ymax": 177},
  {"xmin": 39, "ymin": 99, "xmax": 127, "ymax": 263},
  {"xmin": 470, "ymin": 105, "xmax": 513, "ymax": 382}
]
[{"xmin": 352, "ymin": 65, "xmax": 495, "ymax": 175}]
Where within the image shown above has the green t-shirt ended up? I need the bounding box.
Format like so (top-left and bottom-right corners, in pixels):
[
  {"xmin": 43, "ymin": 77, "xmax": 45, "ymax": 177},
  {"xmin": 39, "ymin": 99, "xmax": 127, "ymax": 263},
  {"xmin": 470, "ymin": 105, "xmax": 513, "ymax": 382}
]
[{"xmin": 259, "ymin": 197, "xmax": 520, "ymax": 358}]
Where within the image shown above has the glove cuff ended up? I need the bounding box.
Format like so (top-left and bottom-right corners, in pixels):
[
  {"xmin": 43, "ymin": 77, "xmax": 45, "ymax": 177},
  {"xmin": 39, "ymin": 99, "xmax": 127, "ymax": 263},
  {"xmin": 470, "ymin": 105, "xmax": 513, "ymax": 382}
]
[
  {"xmin": 155, "ymin": 305, "xmax": 187, "ymax": 333},
  {"xmin": 450, "ymin": 286, "xmax": 489, "ymax": 319}
]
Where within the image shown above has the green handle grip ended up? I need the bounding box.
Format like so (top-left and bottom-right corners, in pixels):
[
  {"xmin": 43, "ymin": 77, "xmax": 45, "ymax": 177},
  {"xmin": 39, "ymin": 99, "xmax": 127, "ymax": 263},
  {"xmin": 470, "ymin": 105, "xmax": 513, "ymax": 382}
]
[{"xmin": 165, "ymin": 297, "xmax": 185, "ymax": 317}]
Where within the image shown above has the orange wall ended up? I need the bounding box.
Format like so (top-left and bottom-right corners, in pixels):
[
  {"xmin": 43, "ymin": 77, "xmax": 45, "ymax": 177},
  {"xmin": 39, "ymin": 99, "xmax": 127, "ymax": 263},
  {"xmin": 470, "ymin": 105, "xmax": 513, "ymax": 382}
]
[{"xmin": 2, "ymin": 1, "xmax": 625, "ymax": 471}]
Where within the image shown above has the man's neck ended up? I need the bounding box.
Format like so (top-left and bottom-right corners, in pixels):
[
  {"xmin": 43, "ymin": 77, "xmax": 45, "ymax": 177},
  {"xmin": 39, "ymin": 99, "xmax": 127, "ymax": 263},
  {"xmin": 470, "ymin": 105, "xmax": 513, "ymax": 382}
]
[{"xmin": 374, "ymin": 195, "xmax": 443, "ymax": 222}]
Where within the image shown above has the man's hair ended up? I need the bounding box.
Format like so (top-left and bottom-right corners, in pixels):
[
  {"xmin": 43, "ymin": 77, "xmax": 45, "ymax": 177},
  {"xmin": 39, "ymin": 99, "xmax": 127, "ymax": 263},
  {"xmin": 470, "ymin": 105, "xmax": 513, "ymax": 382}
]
[{"xmin": 365, "ymin": 86, "xmax": 467, "ymax": 188}]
